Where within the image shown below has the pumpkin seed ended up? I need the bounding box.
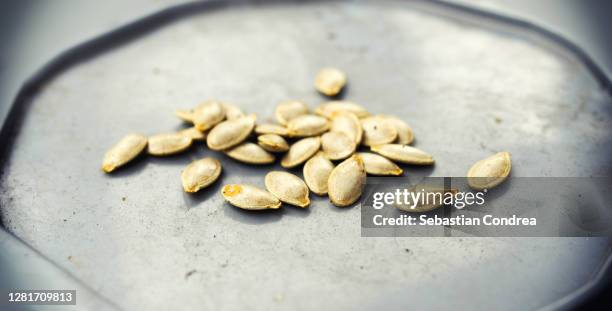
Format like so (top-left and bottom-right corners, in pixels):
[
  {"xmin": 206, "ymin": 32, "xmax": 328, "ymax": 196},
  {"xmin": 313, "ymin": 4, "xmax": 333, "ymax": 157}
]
[
  {"xmin": 467, "ymin": 152, "xmax": 511, "ymax": 190},
  {"xmin": 265, "ymin": 171, "xmax": 310, "ymax": 207},
  {"xmin": 257, "ymin": 134, "xmax": 289, "ymax": 152},
  {"xmin": 102, "ymin": 134, "xmax": 147, "ymax": 173},
  {"xmin": 303, "ymin": 152, "xmax": 334, "ymax": 195},
  {"xmin": 370, "ymin": 144, "xmax": 434, "ymax": 165},
  {"xmin": 287, "ymin": 114, "xmax": 329, "ymax": 137},
  {"xmin": 222, "ymin": 102, "xmax": 245, "ymax": 120},
  {"xmin": 314, "ymin": 68, "xmax": 347, "ymax": 96},
  {"xmin": 358, "ymin": 152, "xmax": 403, "ymax": 176},
  {"xmin": 328, "ymin": 154, "xmax": 366, "ymax": 207},
  {"xmin": 361, "ymin": 116, "xmax": 397, "ymax": 146},
  {"xmin": 207, "ymin": 114, "xmax": 256, "ymax": 150},
  {"xmin": 175, "ymin": 109, "xmax": 194, "ymax": 123},
  {"xmin": 221, "ymin": 184, "xmax": 281, "ymax": 210},
  {"xmin": 315, "ymin": 101, "xmax": 370, "ymax": 119},
  {"xmin": 381, "ymin": 115, "xmax": 414, "ymax": 145},
  {"xmin": 181, "ymin": 158, "xmax": 222, "ymax": 193},
  {"xmin": 192, "ymin": 100, "xmax": 225, "ymax": 131},
  {"xmin": 225, "ymin": 142, "xmax": 275, "ymax": 164},
  {"xmin": 275, "ymin": 100, "xmax": 309, "ymax": 125},
  {"xmin": 178, "ymin": 127, "xmax": 206, "ymax": 141},
  {"xmin": 255, "ymin": 123, "xmax": 289, "ymax": 136},
  {"xmin": 321, "ymin": 131, "xmax": 355, "ymax": 160},
  {"xmin": 330, "ymin": 111, "xmax": 362, "ymax": 144},
  {"xmin": 281, "ymin": 137, "xmax": 321, "ymax": 168},
  {"xmin": 394, "ymin": 184, "xmax": 458, "ymax": 212},
  {"xmin": 147, "ymin": 133, "xmax": 192, "ymax": 156}
]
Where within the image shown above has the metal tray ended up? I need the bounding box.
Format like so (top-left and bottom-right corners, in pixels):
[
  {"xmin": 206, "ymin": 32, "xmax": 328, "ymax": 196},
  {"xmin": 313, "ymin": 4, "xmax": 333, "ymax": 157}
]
[{"xmin": 1, "ymin": 1, "xmax": 611, "ymax": 310}]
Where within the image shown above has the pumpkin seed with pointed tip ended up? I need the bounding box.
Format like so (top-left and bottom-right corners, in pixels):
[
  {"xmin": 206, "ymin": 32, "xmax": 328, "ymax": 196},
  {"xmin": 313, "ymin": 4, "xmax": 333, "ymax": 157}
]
[
  {"xmin": 147, "ymin": 133, "xmax": 192, "ymax": 156},
  {"xmin": 281, "ymin": 137, "xmax": 321, "ymax": 168},
  {"xmin": 222, "ymin": 184, "xmax": 281, "ymax": 210},
  {"xmin": 315, "ymin": 68, "xmax": 347, "ymax": 96},
  {"xmin": 257, "ymin": 134, "xmax": 289, "ymax": 152},
  {"xmin": 303, "ymin": 152, "xmax": 334, "ymax": 196},
  {"xmin": 381, "ymin": 115, "xmax": 414, "ymax": 145},
  {"xmin": 181, "ymin": 158, "xmax": 222, "ymax": 193},
  {"xmin": 358, "ymin": 152, "xmax": 403, "ymax": 176},
  {"xmin": 370, "ymin": 144, "xmax": 434, "ymax": 165},
  {"xmin": 287, "ymin": 115, "xmax": 329, "ymax": 137},
  {"xmin": 328, "ymin": 154, "xmax": 366, "ymax": 207},
  {"xmin": 192, "ymin": 100, "xmax": 225, "ymax": 131},
  {"xmin": 178, "ymin": 127, "xmax": 206, "ymax": 141},
  {"xmin": 361, "ymin": 116, "xmax": 397, "ymax": 146},
  {"xmin": 207, "ymin": 114, "xmax": 256, "ymax": 150},
  {"xmin": 330, "ymin": 111, "xmax": 362, "ymax": 144},
  {"xmin": 467, "ymin": 152, "xmax": 511, "ymax": 190},
  {"xmin": 321, "ymin": 131, "xmax": 355, "ymax": 160},
  {"xmin": 315, "ymin": 101, "xmax": 370, "ymax": 119},
  {"xmin": 222, "ymin": 102, "xmax": 245, "ymax": 120},
  {"xmin": 255, "ymin": 123, "xmax": 289, "ymax": 136},
  {"xmin": 275, "ymin": 100, "xmax": 309, "ymax": 125},
  {"xmin": 102, "ymin": 134, "xmax": 147, "ymax": 173},
  {"xmin": 175, "ymin": 109, "xmax": 194, "ymax": 123},
  {"xmin": 265, "ymin": 171, "xmax": 310, "ymax": 207},
  {"xmin": 225, "ymin": 142, "xmax": 275, "ymax": 164}
]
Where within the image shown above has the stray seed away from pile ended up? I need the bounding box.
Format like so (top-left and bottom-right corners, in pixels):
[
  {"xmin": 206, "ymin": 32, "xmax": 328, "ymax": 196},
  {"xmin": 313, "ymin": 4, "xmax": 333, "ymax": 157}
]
[
  {"xmin": 255, "ymin": 123, "xmax": 289, "ymax": 136},
  {"xmin": 361, "ymin": 116, "xmax": 398, "ymax": 146},
  {"xmin": 303, "ymin": 152, "xmax": 334, "ymax": 196},
  {"xmin": 265, "ymin": 171, "xmax": 310, "ymax": 207},
  {"xmin": 225, "ymin": 142, "xmax": 275, "ymax": 164},
  {"xmin": 287, "ymin": 114, "xmax": 330, "ymax": 137},
  {"xmin": 181, "ymin": 158, "xmax": 222, "ymax": 193},
  {"xmin": 371, "ymin": 144, "xmax": 434, "ymax": 165},
  {"xmin": 314, "ymin": 68, "xmax": 347, "ymax": 96},
  {"xmin": 102, "ymin": 134, "xmax": 147, "ymax": 173},
  {"xmin": 330, "ymin": 111, "xmax": 362, "ymax": 144},
  {"xmin": 321, "ymin": 131, "xmax": 356, "ymax": 160},
  {"xmin": 147, "ymin": 133, "xmax": 192, "ymax": 156},
  {"xmin": 467, "ymin": 152, "xmax": 511, "ymax": 190},
  {"xmin": 315, "ymin": 101, "xmax": 370, "ymax": 119},
  {"xmin": 281, "ymin": 136, "xmax": 321, "ymax": 168},
  {"xmin": 222, "ymin": 184, "xmax": 281, "ymax": 210},
  {"xmin": 358, "ymin": 152, "xmax": 403, "ymax": 176},
  {"xmin": 192, "ymin": 100, "xmax": 225, "ymax": 131},
  {"xmin": 328, "ymin": 154, "xmax": 367, "ymax": 207},
  {"xmin": 207, "ymin": 114, "xmax": 256, "ymax": 150},
  {"xmin": 257, "ymin": 134, "xmax": 289, "ymax": 152},
  {"xmin": 275, "ymin": 100, "xmax": 309, "ymax": 125}
]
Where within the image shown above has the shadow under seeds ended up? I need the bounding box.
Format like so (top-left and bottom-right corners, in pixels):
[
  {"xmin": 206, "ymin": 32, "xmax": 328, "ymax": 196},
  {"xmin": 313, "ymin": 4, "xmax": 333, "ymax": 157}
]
[{"xmin": 223, "ymin": 202, "xmax": 283, "ymax": 225}]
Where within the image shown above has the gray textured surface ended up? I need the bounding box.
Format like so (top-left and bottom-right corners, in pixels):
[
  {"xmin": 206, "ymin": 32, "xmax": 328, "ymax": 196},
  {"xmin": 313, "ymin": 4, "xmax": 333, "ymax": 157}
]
[{"xmin": 1, "ymin": 1, "xmax": 612, "ymax": 310}]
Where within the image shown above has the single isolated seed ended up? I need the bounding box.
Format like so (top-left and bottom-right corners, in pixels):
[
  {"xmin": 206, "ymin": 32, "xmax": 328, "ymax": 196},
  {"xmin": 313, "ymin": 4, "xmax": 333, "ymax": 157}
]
[
  {"xmin": 314, "ymin": 68, "xmax": 347, "ymax": 96},
  {"xmin": 315, "ymin": 101, "xmax": 370, "ymax": 119},
  {"xmin": 222, "ymin": 102, "xmax": 245, "ymax": 120},
  {"xmin": 192, "ymin": 100, "xmax": 225, "ymax": 131},
  {"xmin": 175, "ymin": 109, "xmax": 194, "ymax": 123},
  {"xmin": 358, "ymin": 152, "xmax": 403, "ymax": 176},
  {"xmin": 178, "ymin": 127, "xmax": 206, "ymax": 141},
  {"xmin": 147, "ymin": 133, "xmax": 192, "ymax": 156},
  {"xmin": 371, "ymin": 144, "xmax": 434, "ymax": 165},
  {"xmin": 255, "ymin": 123, "xmax": 290, "ymax": 136},
  {"xmin": 467, "ymin": 152, "xmax": 512, "ymax": 190},
  {"xmin": 207, "ymin": 114, "xmax": 256, "ymax": 150},
  {"xmin": 225, "ymin": 142, "xmax": 275, "ymax": 164},
  {"xmin": 181, "ymin": 158, "xmax": 222, "ymax": 193},
  {"xmin": 275, "ymin": 100, "xmax": 309, "ymax": 125},
  {"xmin": 287, "ymin": 114, "xmax": 329, "ymax": 137},
  {"xmin": 381, "ymin": 115, "xmax": 414, "ymax": 145},
  {"xmin": 361, "ymin": 116, "xmax": 398, "ymax": 146},
  {"xmin": 303, "ymin": 151, "xmax": 334, "ymax": 196},
  {"xmin": 281, "ymin": 136, "xmax": 321, "ymax": 168},
  {"xmin": 321, "ymin": 131, "xmax": 356, "ymax": 160},
  {"xmin": 221, "ymin": 184, "xmax": 281, "ymax": 210},
  {"xmin": 265, "ymin": 171, "xmax": 310, "ymax": 208},
  {"xmin": 394, "ymin": 185, "xmax": 458, "ymax": 213},
  {"xmin": 257, "ymin": 134, "xmax": 289, "ymax": 152},
  {"xmin": 330, "ymin": 111, "xmax": 362, "ymax": 144},
  {"xmin": 102, "ymin": 134, "xmax": 147, "ymax": 173},
  {"xmin": 328, "ymin": 154, "xmax": 366, "ymax": 207}
]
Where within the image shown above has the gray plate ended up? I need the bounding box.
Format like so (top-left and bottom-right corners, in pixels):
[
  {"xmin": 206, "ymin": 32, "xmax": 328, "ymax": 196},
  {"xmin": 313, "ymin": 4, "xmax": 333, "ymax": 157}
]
[{"xmin": 1, "ymin": 1, "xmax": 612, "ymax": 310}]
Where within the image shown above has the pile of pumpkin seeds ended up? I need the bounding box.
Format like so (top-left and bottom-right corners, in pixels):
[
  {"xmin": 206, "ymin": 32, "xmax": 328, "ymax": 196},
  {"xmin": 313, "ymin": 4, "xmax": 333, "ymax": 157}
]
[{"xmin": 102, "ymin": 68, "xmax": 512, "ymax": 211}]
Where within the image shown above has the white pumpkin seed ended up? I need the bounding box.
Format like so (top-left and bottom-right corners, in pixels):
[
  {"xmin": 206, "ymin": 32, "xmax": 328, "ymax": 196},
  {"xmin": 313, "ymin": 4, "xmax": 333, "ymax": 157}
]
[
  {"xmin": 281, "ymin": 137, "xmax": 321, "ymax": 168},
  {"xmin": 222, "ymin": 102, "xmax": 245, "ymax": 120},
  {"xmin": 207, "ymin": 114, "xmax": 256, "ymax": 150},
  {"xmin": 255, "ymin": 123, "xmax": 289, "ymax": 136},
  {"xmin": 175, "ymin": 109, "xmax": 194, "ymax": 123},
  {"xmin": 358, "ymin": 152, "xmax": 403, "ymax": 176},
  {"xmin": 147, "ymin": 133, "xmax": 192, "ymax": 156},
  {"xmin": 370, "ymin": 144, "xmax": 434, "ymax": 165},
  {"xmin": 314, "ymin": 68, "xmax": 347, "ymax": 96},
  {"xmin": 321, "ymin": 131, "xmax": 355, "ymax": 160},
  {"xmin": 328, "ymin": 154, "xmax": 366, "ymax": 207},
  {"xmin": 222, "ymin": 184, "xmax": 281, "ymax": 210},
  {"xmin": 225, "ymin": 142, "xmax": 275, "ymax": 164},
  {"xmin": 394, "ymin": 184, "xmax": 458, "ymax": 212},
  {"xmin": 181, "ymin": 158, "xmax": 222, "ymax": 193},
  {"xmin": 315, "ymin": 101, "xmax": 370, "ymax": 119},
  {"xmin": 102, "ymin": 134, "xmax": 147, "ymax": 173},
  {"xmin": 192, "ymin": 100, "xmax": 225, "ymax": 131},
  {"xmin": 381, "ymin": 115, "xmax": 414, "ymax": 145},
  {"xmin": 178, "ymin": 127, "xmax": 206, "ymax": 141},
  {"xmin": 303, "ymin": 152, "xmax": 334, "ymax": 196},
  {"xmin": 275, "ymin": 100, "xmax": 309, "ymax": 125},
  {"xmin": 264, "ymin": 171, "xmax": 310, "ymax": 207},
  {"xmin": 467, "ymin": 152, "xmax": 511, "ymax": 190},
  {"xmin": 330, "ymin": 111, "xmax": 362, "ymax": 144},
  {"xmin": 287, "ymin": 114, "xmax": 329, "ymax": 137},
  {"xmin": 361, "ymin": 116, "xmax": 398, "ymax": 146},
  {"xmin": 257, "ymin": 134, "xmax": 289, "ymax": 152}
]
